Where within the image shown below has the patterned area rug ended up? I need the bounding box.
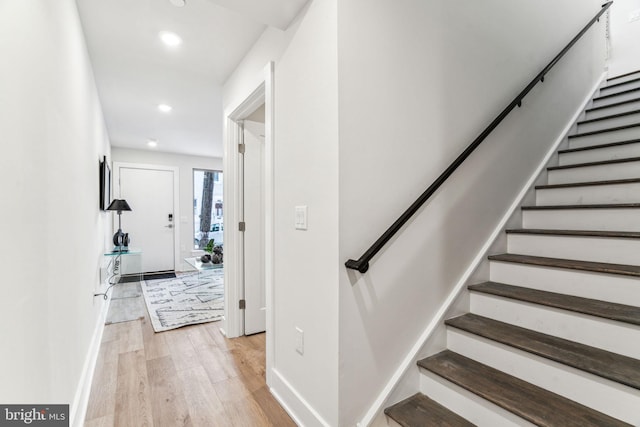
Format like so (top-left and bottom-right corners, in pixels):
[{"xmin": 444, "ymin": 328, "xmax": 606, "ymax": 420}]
[{"xmin": 141, "ymin": 270, "xmax": 224, "ymax": 332}]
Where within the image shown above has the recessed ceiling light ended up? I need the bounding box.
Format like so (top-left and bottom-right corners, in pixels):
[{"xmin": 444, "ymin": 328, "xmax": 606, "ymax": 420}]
[
  {"xmin": 169, "ymin": 0, "xmax": 186, "ymax": 6},
  {"xmin": 158, "ymin": 103, "xmax": 172, "ymax": 113},
  {"xmin": 147, "ymin": 139, "xmax": 158, "ymax": 148},
  {"xmin": 159, "ymin": 31, "xmax": 182, "ymax": 47}
]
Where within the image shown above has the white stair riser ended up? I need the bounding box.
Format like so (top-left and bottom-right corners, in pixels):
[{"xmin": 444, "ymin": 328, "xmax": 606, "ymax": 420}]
[
  {"xmin": 522, "ymin": 207, "xmax": 640, "ymax": 231},
  {"xmin": 568, "ymin": 126, "xmax": 640, "ymax": 148},
  {"xmin": 592, "ymin": 90, "xmax": 640, "ymax": 108},
  {"xmin": 599, "ymin": 79, "xmax": 640, "ymax": 96},
  {"xmin": 548, "ymin": 161, "xmax": 640, "ymax": 184},
  {"xmin": 558, "ymin": 143, "xmax": 640, "ymax": 166},
  {"xmin": 585, "ymin": 99, "xmax": 640, "ymax": 120},
  {"xmin": 419, "ymin": 370, "xmax": 536, "ymax": 427},
  {"xmin": 470, "ymin": 292, "xmax": 640, "ymax": 359},
  {"xmin": 447, "ymin": 329, "xmax": 640, "ymax": 425},
  {"xmin": 577, "ymin": 111, "xmax": 640, "ymax": 133},
  {"xmin": 536, "ymin": 182, "xmax": 640, "ymax": 205},
  {"xmin": 607, "ymin": 73, "xmax": 640, "ymax": 85},
  {"xmin": 507, "ymin": 233, "xmax": 640, "ymax": 265},
  {"xmin": 489, "ymin": 261, "xmax": 640, "ymax": 306}
]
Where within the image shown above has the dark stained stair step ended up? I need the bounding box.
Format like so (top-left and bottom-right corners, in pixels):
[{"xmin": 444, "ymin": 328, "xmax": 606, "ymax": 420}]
[
  {"xmin": 536, "ymin": 177, "xmax": 640, "ymax": 189},
  {"xmin": 600, "ymin": 77, "xmax": 640, "ymax": 91},
  {"xmin": 523, "ymin": 203, "xmax": 640, "ymax": 210},
  {"xmin": 568, "ymin": 123, "xmax": 640, "ymax": 139},
  {"xmin": 488, "ymin": 253, "xmax": 640, "ymax": 277},
  {"xmin": 586, "ymin": 98, "xmax": 640, "ymax": 114},
  {"xmin": 548, "ymin": 156, "xmax": 640, "ymax": 170},
  {"xmin": 445, "ymin": 313, "xmax": 640, "ymax": 390},
  {"xmin": 506, "ymin": 229, "xmax": 640, "ymax": 239},
  {"xmin": 577, "ymin": 108, "xmax": 640, "ymax": 125},
  {"xmin": 558, "ymin": 138, "xmax": 640, "ymax": 154},
  {"xmin": 418, "ymin": 350, "xmax": 631, "ymax": 427},
  {"xmin": 468, "ymin": 281, "xmax": 640, "ymax": 326},
  {"xmin": 384, "ymin": 393, "xmax": 476, "ymax": 427},
  {"xmin": 607, "ymin": 70, "xmax": 640, "ymax": 82},
  {"xmin": 593, "ymin": 86, "xmax": 640, "ymax": 101}
]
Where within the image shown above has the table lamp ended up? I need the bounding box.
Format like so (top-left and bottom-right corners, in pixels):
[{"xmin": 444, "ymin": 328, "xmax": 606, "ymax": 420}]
[{"xmin": 107, "ymin": 199, "xmax": 132, "ymax": 250}]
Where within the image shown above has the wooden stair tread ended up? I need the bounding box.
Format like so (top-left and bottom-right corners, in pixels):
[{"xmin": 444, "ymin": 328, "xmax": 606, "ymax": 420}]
[
  {"xmin": 468, "ymin": 281, "xmax": 640, "ymax": 326},
  {"xmin": 548, "ymin": 156, "xmax": 640, "ymax": 170},
  {"xmin": 523, "ymin": 202, "xmax": 640, "ymax": 210},
  {"xmin": 488, "ymin": 253, "xmax": 640, "ymax": 276},
  {"xmin": 568, "ymin": 123, "xmax": 640, "ymax": 138},
  {"xmin": 536, "ymin": 177, "xmax": 640, "ymax": 189},
  {"xmin": 601, "ymin": 76, "xmax": 640, "ymax": 91},
  {"xmin": 558, "ymin": 138, "xmax": 640, "ymax": 154},
  {"xmin": 446, "ymin": 313, "xmax": 640, "ymax": 390},
  {"xmin": 607, "ymin": 70, "xmax": 640, "ymax": 82},
  {"xmin": 593, "ymin": 86, "xmax": 640, "ymax": 101},
  {"xmin": 586, "ymin": 97, "xmax": 640, "ymax": 113},
  {"xmin": 506, "ymin": 229, "xmax": 640, "ymax": 239},
  {"xmin": 384, "ymin": 393, "xmax": 476, "ymax": 427},
  {"xmin": 577, "ymin": 107, "xmax": 640, "ymax": 125},
  {"xmin": 418, "ymin": 351, "xmax": 631, "ymax": 427}
]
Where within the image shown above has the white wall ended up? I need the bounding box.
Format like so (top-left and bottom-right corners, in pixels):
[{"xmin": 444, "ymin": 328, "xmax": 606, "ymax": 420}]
[
  {"xmin": 0, "ymin": 0, "xmax": 111, "ymax": 423},
  {"xmin": 223, "ymin": 1, "xmax": 339, "ymax": 425},
  {"xmin": 111, "ymin": 147, "xmax": 222, "ymax": 271},
  {"xmin": 608, "ymin": 0, "xmax": 640, "ymax": 75},
  {"xmin": 337, "ymin": 0, "xmax": 607, "ymax": 425}
]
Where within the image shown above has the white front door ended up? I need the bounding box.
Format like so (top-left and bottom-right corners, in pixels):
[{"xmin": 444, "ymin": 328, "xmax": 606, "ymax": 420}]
[
  {"xmin": 118, "ymin": 166, "xmax": 176, "ymax": 273},
  {"xmin": 243, "ymin": 119, "xmax": 266, "ymax": 334}
]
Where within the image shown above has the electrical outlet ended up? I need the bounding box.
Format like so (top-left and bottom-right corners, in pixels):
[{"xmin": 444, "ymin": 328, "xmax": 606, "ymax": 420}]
[
  {"xmin": 295, "ymin": 327, "xmax": 304, "ymax": 355},
  {"xmin": 295, "ymin": 206, "xmax": 308, "ymax": 230}
]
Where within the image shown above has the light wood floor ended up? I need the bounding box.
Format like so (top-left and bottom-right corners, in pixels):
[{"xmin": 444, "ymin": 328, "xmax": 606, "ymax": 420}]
[{"xmin": 84, "ymin": 312, "xmax": 296, "ymax": 427}]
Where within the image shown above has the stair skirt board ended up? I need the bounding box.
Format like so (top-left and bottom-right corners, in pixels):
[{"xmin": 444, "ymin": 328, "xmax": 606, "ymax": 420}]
[
  {"xmin": 469, "ymin": 292, "xmax": 640, "ymax": 360},
  {"xmin": 558, "ymin": 140, "xmax": 640, "ymax": 165},
  {"xmin": 446, "ymin": 328, "xmax": 640, "ymax": 424},
  {"xmin": 506, "ymin": 233, "xmax": 640, "ymax": 265}
]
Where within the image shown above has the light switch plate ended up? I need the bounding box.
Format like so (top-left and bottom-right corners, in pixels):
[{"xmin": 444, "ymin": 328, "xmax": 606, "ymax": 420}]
[
  {"xmin": 295, "ymin": 205, "xmax": 308, "ymax": 230},
  {"xmin": 295, "ymin": 327, "xmax": 304, "ymax": 355},
  {"xmin": 629, "ymin": 9, "xmax": 640, "ymax": 22}
]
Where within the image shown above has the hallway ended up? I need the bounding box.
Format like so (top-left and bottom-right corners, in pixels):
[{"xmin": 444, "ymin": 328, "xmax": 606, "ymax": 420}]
[{"xmin": 84, "ymin": 314, "xmax": 295, "ymax": 426}]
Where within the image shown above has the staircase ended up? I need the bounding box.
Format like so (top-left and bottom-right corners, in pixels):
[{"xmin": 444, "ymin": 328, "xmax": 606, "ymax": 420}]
[{"xmin": 384, "ymin": 70, "xmax": 640, "ymax": 426}]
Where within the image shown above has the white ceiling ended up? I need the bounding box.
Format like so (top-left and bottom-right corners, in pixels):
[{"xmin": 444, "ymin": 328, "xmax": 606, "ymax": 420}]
[{"xmin": 76, "ymin": 0, "xmax": 307, "ymax": 158}]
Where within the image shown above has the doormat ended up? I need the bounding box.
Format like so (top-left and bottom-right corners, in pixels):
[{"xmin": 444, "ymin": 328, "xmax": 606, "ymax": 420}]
[
  {"xmin": 118, "ymin": 271, "xmax": 176, "ymax": 283},
  {"xmin": 141, "ymin": 270, "xmax": 224, "ymax": 332}
]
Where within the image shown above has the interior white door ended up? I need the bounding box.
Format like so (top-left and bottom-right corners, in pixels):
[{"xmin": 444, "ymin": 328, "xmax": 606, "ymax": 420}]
[
  {"xmin": 243, "ymin": 119, "xmax": 266, "ymax": 335},
  {"xmin": 119, "ymin": 166, "xmax": 175, "ymax": 273}
]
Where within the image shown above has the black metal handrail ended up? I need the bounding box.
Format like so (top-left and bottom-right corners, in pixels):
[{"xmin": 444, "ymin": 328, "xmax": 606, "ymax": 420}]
[{"xmin": 346, "ymin": 2, "xmax": 613, "ymax": 274}]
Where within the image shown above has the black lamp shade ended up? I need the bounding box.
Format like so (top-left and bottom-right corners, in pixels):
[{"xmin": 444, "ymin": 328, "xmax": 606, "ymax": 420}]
[{"xmin": 106, "ymin": 199, "xmax": 132, "ymax": 212}]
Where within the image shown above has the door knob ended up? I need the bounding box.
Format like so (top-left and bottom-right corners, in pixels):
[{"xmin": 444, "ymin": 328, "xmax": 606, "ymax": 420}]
[{"xmin": 165, "ymin": 224, "xmax": 173, "ymax": 228}]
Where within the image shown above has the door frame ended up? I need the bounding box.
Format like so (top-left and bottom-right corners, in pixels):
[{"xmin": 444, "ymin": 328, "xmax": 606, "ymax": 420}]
[
  {"xmin": 113, "ymin": 162, "xmax": 181, "ymax": 272},
  {"xmin": 223, "ymin": 62, "xmax": 274, "ymax": 381}
]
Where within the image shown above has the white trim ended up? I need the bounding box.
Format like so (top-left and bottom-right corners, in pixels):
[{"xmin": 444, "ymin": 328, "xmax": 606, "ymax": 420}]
[
  {"xmin": 70, "ymin": 297, "xmax": 110, "ymax": 427},
  {"xmin": 223, "ymin": 63, "xmax": 274, "ymax": 342},
  {"xmin": 112, "ymin": 162, "xmax": 181, "ymax": 273},
  {"xmin": 270, "ymin": 368, "xmax": 332, "ymax": 427},
  {"xmin": 356, "ymin": 72, "xmax": 607, "ymax": 427}
]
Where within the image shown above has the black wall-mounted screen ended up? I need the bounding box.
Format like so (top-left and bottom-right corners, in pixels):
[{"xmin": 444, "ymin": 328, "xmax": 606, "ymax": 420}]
[{"xmin": 99, "ymin": 156, "xmax": 111, "ymax": 211}]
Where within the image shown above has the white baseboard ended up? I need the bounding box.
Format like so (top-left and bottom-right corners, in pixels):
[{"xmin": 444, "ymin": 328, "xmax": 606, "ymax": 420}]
[
  {"xmin": 69, "ymin": 296, "xmax": 110, "ymax": 427},
  {"xmin": 356, "ymin": 72, "xmax": 607, "ymax": 427},
  {"xmin": 270, "ymin": 368, "xmax": 332, "ymax": 427}
]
